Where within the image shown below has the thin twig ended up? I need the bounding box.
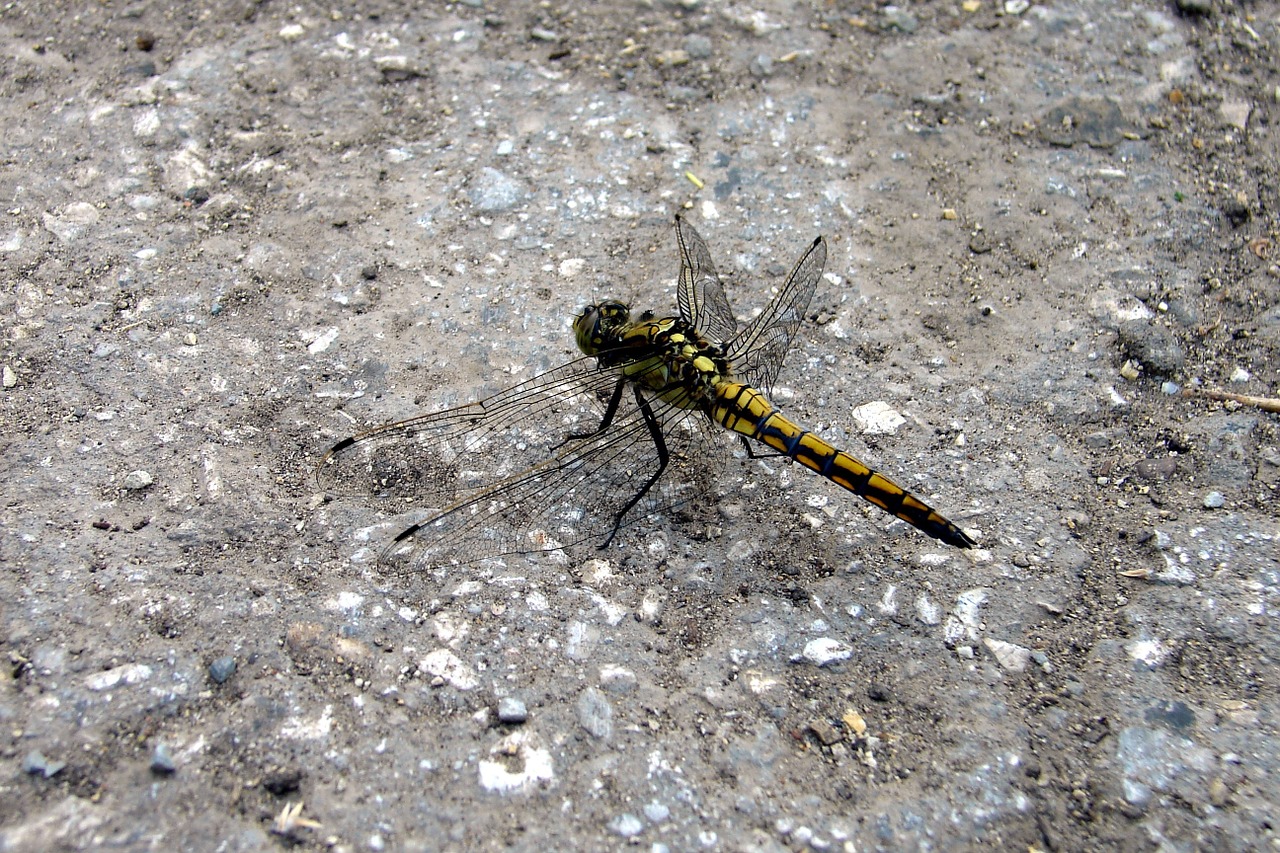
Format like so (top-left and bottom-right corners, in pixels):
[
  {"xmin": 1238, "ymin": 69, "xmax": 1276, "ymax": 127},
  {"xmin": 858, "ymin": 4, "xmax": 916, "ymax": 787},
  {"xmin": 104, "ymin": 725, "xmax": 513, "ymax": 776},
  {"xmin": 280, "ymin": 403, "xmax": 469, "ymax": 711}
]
[{"xmin": 1181, "ymin": 388, "xmax": 1280, "ymax": 413}]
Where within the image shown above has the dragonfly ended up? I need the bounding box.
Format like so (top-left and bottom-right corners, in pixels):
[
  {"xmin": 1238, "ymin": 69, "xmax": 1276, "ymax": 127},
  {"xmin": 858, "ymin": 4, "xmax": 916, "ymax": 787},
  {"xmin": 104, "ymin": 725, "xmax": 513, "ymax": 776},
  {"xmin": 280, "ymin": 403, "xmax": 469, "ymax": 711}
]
[{"xmin": 317, "ymin": 216, "xmax": 975, "ymax": 571}]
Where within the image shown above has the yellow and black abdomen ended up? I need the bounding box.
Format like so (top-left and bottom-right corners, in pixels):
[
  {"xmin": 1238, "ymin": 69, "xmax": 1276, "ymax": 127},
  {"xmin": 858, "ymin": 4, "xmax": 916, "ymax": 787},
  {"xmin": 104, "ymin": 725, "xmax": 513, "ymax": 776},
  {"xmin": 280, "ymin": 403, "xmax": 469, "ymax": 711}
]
[{"xmin": 711, "ymin": 381, "xmax": 975, "ymax": 549}]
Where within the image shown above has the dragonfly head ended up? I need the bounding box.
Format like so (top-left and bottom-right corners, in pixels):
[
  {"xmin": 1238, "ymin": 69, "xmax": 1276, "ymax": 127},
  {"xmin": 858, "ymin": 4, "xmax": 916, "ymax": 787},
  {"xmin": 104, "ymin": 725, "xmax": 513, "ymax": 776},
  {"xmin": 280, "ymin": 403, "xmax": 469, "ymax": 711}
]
[{"xmin": 574, "ymin": 300, "xmax": 631, "ymax": 355}]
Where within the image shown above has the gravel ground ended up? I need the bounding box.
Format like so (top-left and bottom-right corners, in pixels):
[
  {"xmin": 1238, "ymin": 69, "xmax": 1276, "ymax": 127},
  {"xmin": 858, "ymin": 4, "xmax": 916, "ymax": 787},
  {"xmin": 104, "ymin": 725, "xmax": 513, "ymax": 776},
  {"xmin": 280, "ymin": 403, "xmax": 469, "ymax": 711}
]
[{"xmin": 2, "ymin": 1, "xmax": 1278, "ymax": 850}]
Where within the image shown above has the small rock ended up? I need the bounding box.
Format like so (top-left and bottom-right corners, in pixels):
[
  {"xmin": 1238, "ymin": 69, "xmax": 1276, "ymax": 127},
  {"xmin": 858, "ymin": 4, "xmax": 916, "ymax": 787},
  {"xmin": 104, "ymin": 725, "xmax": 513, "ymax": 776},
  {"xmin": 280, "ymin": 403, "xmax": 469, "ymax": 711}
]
[
  {"xmin": 654, "ymin": 49, "xmax": 689, "ymax": 67},
  {"xmin": 577, "ymin": 687, "xmax": 613, "ymax": 739},
  {"xmin": 683, "ymin": 34, "xmax": 712, "ymax": 59},
  {"xmin": 800, "ymin": 638, "xmax": 852, "ymax": 667},
  {"xmin": 22, "ymin": 750, "xmax": 66, "ymax": 778},
  {"xmin": 608, "ymin": 813, "xmax": 643, "ymax": 838},
  {"xmin": 150, "ymin": 743, "xmax": 176, "ymax": 775},
  {"xmin": 1175, "ymin": 0, "xmax": 1213, "ymax": 15},
  {"xmin": 643, "ymin": 801, "xmax": 670, "ymax": 823},
  {"xmin": 851, "ymin": 401, "xmax": 905, "ymax": 436},
  {"xmin": 1116, "ymin": 319, "xmax": 1186, "ymax": 376},
  {"xmin": 122, "ymin": 470, "xmax": 154, "ymax": 491},
  {"xmin": 1040, "ymin": 95, "xmax": 1131, "ymax": 149},
  {"xmin": 807, "ymin": 719, "xmax": 843, "ymax": 746},
  {"xmin": 1220, "ymin": 198, "xmax": 1250, "ymax": 227},
  {"xmin": 1010, "ymin": 552, "xmax": 1032, "ymax": 568},
  {"xmin": 984, "ymin": 638, "xmax": 1032, "ymax": 672},
  {"xmin": 262, "ymin": 768, "xmax": 304, "ymax": 796},
  {"xmin": 1203, "ymin": 491, "xmax": 1226, "ymax": 509},
  {"xmin": 867, "ymin": 682, "xmax": 892, "ymax": 702},
  {"xmin": 373, "ymin": 55, "xmax": 424, "ymax": 82},
  {"xmin": 2, "ymin": 364, "xmax": 16, "ymax": 388},
  {"xmin": 497, "ymin": 697, "xmax": 528, "ymax": 724},
  {"xmin": 748, "ymin": 54, "xmax": 773, "ymax": 78},
  {"xmin": 1134, "ymin": 458, "xmax": 1178, "ymax": 480},
  {"xmin": 1228, "ymin": 366, "xmax": 1250, "ymax": 383},
  {"xmin": 880, "ymin": 5, "xmax": 918, "ymax": 32},
  {"xmin": 208, "ymin": 656, "xmax": 237, "ymax": 684},
  {"xmin": 1219, "ymin": 101, "xmax": 1251, "ymax": 132},
  {"xmin": 469, "ymin": 167, "xmax": 527, "ymax": 212}
]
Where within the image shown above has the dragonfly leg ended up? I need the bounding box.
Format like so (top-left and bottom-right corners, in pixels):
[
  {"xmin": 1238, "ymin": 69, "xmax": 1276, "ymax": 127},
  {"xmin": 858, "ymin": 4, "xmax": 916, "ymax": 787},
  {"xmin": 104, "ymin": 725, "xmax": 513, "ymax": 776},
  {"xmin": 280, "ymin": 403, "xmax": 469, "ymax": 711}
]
[
  {"xmin": 599, "ymin": 387, "xmax": 669, "ymax": 548},
  {"xmin": 554, "ymin": 376, "xmax": 627, "ymax": 450},
  {"xmin": 739, "ymin": 435, "xmax": 785, "ymax": 459}
]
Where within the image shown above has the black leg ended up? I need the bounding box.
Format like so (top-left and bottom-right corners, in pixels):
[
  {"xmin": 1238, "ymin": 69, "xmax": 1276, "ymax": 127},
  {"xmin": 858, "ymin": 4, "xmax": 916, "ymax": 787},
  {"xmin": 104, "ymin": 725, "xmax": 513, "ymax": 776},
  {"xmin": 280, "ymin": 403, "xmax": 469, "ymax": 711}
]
[
  {"xmin": 553, "ymin": 377, "xmax": 627, "ymax": 450},
  {"xmin": 739, "ymin": 435, "xmax": 785, "ymax": 459},
  {"xmin": 599, "ymin": 386, "xmax": 669, "ymax": 548}
]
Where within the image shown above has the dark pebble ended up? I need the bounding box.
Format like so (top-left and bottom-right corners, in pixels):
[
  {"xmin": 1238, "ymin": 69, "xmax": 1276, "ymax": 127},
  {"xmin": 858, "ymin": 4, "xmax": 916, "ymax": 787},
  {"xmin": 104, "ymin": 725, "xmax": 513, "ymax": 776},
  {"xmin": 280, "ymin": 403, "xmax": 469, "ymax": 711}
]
[
  {"xmin": 263, "ymin": 768, "xmax": 304, "ymax": 795},
  {"xmin": 209, "ymin": 656, "xmax": 237, "ymax": 684},
  {"xmin": 1039, "ymin": 95, "xmax": 1130, "ymax": 149},
  {"xmin": 151, "ymin": 743, "xmax": 177, "ymax": 775},
  {"xmin": 1176, "ymin": 0, "xmax": 1213, "ymax": 13},
  {"xmin": 1144, "ymin": 699, "xmax": 1195, "ymax": 731},
  {"xmin": 1220, "ymin": 199, "xmax": 1250, "ymax": 227},
  {"xmin": 1117, "ymin": 319, "xmax": 1186, "ymax": 376},
  {"xmin": 867, "ymin": 683, "xmax": 891, "ymax": 702},
  {"xmin": 497, "ymin": 697, "xmax": 528, "ymax": 724},
  {"xmin": 1135, "ymin": 458, "xmax": 1178, "ymax": 480},
  {"xmin": 22, "ymin": 750, "xmax": 66, "ymax": 778}
]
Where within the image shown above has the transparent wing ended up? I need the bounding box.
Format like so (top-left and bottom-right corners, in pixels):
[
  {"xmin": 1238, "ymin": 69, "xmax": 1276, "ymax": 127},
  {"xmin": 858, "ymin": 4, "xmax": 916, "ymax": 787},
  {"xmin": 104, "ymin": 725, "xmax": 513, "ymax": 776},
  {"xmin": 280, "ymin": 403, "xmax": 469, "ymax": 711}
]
[
  {"xmin": 726, "ymin": 235, "xmax": 827, "ymax": 392},
  {"xmin": 675, "ymin": 215, "xmax": 738, "ymax": 345},
  {"xmin": 317, "ymin": 357, "xmax": 620, "ymax": 505},
  {"xmin": 317, "ymin": 357, "xmax": 721, "ymax": 571}
]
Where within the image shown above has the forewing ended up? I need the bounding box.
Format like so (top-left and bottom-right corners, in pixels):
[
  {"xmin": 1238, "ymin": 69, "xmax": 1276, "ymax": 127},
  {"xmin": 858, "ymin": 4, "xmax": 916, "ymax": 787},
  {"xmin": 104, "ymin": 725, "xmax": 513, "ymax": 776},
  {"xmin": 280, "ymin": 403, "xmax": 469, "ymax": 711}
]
[
  {"xmin": 727, "ymin": 235, "xmax": 827, "ymax": 392},
  {"xmin": 318, "ymin": 357, "xmax": 723, "ymax": 571},
  {"xmin": 675, "ymin": 216, "xmax": 738, "ymax": 344},
  {"xmin": 382, "ymin": 384, "xmax": 720, "ymax": 571},
  {"xmin": 316, "ymin": 356, "xmax": 621, "ymax": 509}
]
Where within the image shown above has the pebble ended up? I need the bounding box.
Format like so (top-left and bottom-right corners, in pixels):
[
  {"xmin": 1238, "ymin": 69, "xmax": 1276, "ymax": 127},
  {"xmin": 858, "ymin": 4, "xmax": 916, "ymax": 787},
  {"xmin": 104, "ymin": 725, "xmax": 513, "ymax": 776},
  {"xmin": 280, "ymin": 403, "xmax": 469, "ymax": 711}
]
[
  {"xmin": 800, "ymin": 638, "xmax": 852, "ymax": 667},
  {"xmin": 851, "ymin": 401, "xmax": 905, "ymax": 435},
  {"xmin": 1040, "ymin": 95, "xmax": 1130, "ymax": 149},
  {"xmin": 122, "ymin": 470, "xmax": 153, "ymax": 490},
  {"xmin": 1175, "ymin": 0, "xmax": 1213, "ymax": 14},
  {"xmin": 151, "ymin": 743, "xmax": 176, "ymax": 775},
  {"xmin": 748, "ymin": 54, "xmax": 773, "ymax": 78},
  {"xmin": 608, "ymin": 813, "xmax": 643, "ymax": 838},
  {"xmin": 577, "ymin": 687, "xmax": 613, "ymax": 739},
  {"xmin": 497, "ymin": 696, "xmax": 528, "ymax": 724},
  {"xmin": 655, "ymin": 49, "xmax": 689, "ymax": 67},
  {"xmin": 1134, "ymin": 458, "xmax": 1177, "ymax": 480},
  {"xmin": 1116, "ymin": 319, "xmax": 1186, "ymax": 376},
  {"xmin": 880, "ymin": 6, "xmax": 918, "ymax": 32},
  {"xmin": 643, "ymin": 801, "xmax": 670, "ymax": 823},
  {"xmin": 469, "ymin": 167, "xmax": 527, "ymax": 212},
  {"xmin": 984, "ymin": 638, "xmax": 1032, "ymax": 672},
  {"xmin": 2, "ymin": 364, "xmax": 15, "ymax": 388},
  {"xmin": 684, "ymin": 34, "xmax": 712, "ymax": 59},
  {"xmin": 1203, "ymin": 491, "xmax": 1225, "ymax": 509},
  {"xmin": 22, "ymin": 750, "xmax": 66, "ymax": 778},
  {"xmin": 208, "ymin": 656, "xmax": 237, "ymax": 684}
]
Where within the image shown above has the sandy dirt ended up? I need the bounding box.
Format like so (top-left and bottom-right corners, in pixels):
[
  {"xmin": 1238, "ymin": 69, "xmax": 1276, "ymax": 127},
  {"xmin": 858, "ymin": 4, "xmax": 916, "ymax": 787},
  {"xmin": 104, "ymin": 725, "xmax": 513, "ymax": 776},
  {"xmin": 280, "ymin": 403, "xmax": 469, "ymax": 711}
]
[{"xmin": 1, "ymin": 0, "xmax": 1278, "ymax": 850}]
